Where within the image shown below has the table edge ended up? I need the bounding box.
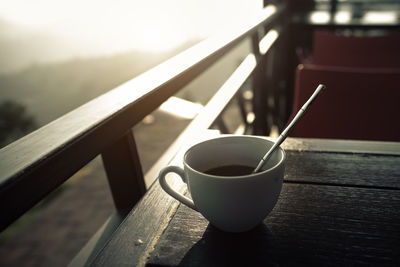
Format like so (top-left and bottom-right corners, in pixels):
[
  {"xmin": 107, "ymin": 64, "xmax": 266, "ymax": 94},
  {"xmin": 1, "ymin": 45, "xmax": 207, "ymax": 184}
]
[{"xmin": 281, "ymin": 137, "xmax": 400, "ymax": 156}]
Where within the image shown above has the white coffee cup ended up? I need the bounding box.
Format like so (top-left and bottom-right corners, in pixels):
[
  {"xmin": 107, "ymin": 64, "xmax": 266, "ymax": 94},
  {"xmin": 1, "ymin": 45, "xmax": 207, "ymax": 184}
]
[{"xmin": 158, "ymin": 135, "xmax": 286, "ymax": 233}]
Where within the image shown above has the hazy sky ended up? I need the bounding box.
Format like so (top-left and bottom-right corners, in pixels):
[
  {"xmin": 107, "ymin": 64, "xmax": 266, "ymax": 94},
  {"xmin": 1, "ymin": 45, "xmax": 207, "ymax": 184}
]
[{"xmin": 0, "ymin": 0, "xmax": 262, "ymax": 54}]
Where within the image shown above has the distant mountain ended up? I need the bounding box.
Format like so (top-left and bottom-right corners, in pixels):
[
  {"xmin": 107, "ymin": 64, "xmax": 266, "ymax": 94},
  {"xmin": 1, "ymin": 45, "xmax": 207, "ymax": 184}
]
[
  {"xmin": 0, "ymin": 32, "xmax": 250, "ymax": 134},
  {"xmin": 0, "ymin": 41, "xmax": 199, "ymax": 127},
  {"xmin": 0, "ymin": 18, "xmax": 92, "ymax": 73}
]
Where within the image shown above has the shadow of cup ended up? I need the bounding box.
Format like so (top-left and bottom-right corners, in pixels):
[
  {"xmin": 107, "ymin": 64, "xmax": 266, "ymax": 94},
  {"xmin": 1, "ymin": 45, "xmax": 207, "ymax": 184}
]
[{"xmin": 179, "ymin": 223, "xmax": 279, "ymax": 267}]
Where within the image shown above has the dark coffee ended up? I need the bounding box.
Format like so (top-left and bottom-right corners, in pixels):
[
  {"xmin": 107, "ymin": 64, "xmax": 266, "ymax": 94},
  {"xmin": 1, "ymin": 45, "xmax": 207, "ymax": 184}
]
[{"xmin": 204, "ymin": 164, "xmax": 254, "ymax": 176}]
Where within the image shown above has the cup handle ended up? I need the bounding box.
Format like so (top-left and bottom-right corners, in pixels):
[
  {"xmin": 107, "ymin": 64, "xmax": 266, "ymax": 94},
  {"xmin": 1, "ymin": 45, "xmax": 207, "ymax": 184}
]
[{"xmin": 158, "ymin": 166, "xmax": 197, "ymax": 211}]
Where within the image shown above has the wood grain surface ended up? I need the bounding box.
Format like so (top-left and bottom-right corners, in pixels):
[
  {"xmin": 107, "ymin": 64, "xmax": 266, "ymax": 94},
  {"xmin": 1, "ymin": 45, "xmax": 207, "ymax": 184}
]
[
  {"xmin": 285, "ymin": 151, "xmax": 400, "ymax": 189},
  {"xmin": 146, "ymin": 149, "xmax": 400, "ymax": 266},
  {"xmin": 147, "ymin": 183, "xmax": 400, "ymax": 266},
  {"xmin": 90, "ymin": 138, "xmax": 400, "ymax": 267}
]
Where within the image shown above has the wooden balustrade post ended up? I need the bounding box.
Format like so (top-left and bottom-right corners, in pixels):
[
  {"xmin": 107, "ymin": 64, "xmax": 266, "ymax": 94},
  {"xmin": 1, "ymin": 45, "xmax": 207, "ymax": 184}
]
[
  {"xmin": 214, "ymin": 117, "xmax": 230, "ymax": 134},
  {"xmin": 236, "ymin": 91, "xmax": 250, "ymax": 131},
  {"xmin": 101, "ymin": 129, "xmax": 146, "ymax": 212},
  {"xmin": 251, "ymin": 31, "xmax": 270, "ymax": 135}
]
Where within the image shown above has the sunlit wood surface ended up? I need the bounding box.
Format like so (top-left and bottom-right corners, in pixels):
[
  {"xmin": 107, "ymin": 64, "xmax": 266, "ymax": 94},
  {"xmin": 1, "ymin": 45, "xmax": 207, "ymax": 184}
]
[{"xmin": 90, "ymin": 137, "xmax": 400, "ymax": 266}]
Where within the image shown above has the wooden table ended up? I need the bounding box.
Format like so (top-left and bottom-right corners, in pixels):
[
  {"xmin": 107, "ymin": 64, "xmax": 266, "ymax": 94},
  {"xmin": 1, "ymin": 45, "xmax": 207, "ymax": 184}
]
[{"xmin": 89, "ymin": 137, "xmax": 400, "ymax": 266}]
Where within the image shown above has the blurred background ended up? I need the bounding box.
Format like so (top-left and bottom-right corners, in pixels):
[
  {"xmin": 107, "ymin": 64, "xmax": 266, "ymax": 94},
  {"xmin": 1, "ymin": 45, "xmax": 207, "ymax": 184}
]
[
  {"xmin": 0, "ymin": 0, "xmax": 262, "ymax": 266},
  {"xmin": 0, "ymin": 0, "xmax": 262, "ymax": 148}
]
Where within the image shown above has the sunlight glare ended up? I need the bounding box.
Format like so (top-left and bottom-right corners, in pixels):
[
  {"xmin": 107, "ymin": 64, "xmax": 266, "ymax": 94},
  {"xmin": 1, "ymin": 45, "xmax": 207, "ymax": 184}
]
[
  {"xmin": 160, "ymin": 97, "xmax": 203, "ymax": 119},
  {"xmin": 362, "ymin": 11, "xmax": 397, "ymax": 24},
  {"xmin": 259, "ymin": 29, "xmax": 279, "ymax": 55},
  {"xmin": 334, "ymin": 11, "xmax": 351, "ymax": 24},
  {"xmin": 0, "ymin": 0, "xmax": 263, "ymax": 54},
  {"xmin": 310, "ymin": 11, "xmax": 331, "ymax": 24}
]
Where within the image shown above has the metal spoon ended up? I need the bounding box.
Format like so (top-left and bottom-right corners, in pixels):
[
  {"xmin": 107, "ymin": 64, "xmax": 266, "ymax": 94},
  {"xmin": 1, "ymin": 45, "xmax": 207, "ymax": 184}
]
[{"xmin": 253, "ymin": 84, "xmax": 326, "ymax": 173}]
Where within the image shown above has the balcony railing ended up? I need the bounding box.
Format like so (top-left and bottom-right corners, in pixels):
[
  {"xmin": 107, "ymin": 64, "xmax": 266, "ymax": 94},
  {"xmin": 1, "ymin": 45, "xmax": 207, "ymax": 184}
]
[{"xmin": 0, "ymin": 4, "xmax": 287, "ymax": 234}]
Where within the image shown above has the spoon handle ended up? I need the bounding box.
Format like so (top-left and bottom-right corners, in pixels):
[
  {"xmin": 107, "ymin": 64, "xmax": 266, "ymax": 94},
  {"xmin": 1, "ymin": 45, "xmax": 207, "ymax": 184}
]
[{"xmin": 253, "ymin": 84, "xmax": 325, "ymax": 173}]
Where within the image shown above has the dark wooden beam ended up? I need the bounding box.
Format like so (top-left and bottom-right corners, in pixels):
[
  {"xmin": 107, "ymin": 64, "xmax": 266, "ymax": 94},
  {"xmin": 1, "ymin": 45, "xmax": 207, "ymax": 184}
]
[{"xmin": 102, "ymin": 130, "xmax": 146, "ymax": 211}]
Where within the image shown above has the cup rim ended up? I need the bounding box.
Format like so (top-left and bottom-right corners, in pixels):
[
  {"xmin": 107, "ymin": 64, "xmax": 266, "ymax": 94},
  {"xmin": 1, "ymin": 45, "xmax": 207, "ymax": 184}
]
[{"xmin": 183, "ymin": 135, "xmax": 286, "ymax": 179}]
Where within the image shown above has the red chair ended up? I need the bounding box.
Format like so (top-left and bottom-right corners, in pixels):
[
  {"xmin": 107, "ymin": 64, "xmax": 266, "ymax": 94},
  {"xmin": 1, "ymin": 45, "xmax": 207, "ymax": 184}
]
[
  {"xmin": 311, "ymin": 30, "xmax": 400, "ymax": 68},
  {"xmin": 289, "ymin": 64, "xmax": 400, "ymax": 141}
]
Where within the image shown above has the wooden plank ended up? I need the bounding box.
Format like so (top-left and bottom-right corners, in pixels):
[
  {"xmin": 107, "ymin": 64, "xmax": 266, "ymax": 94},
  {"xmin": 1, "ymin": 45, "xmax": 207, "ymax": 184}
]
[
  {"xmin": 285, "ymin": 151, "xmax": 400, "ymax": 189},
  {"xmin": 281, "ymin": 137, "xmax": 400, "ymax": 156},
  {"xmin": 89, "ymin": 178, "xmax": 183, "ymax": 267},
  {"xmin": 68, "ymin": 211, "xmax": 128, "ymax": 267},
  {"xmin": 147, "ymin": 183, "xmax": 400, "ymax": 266}
]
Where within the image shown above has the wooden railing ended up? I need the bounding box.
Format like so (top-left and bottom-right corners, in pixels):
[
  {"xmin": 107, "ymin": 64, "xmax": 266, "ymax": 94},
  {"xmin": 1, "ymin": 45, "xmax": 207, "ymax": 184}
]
[{"xmin": 0, "ymin": 4, "xmax": 287, "ymax": 235}]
